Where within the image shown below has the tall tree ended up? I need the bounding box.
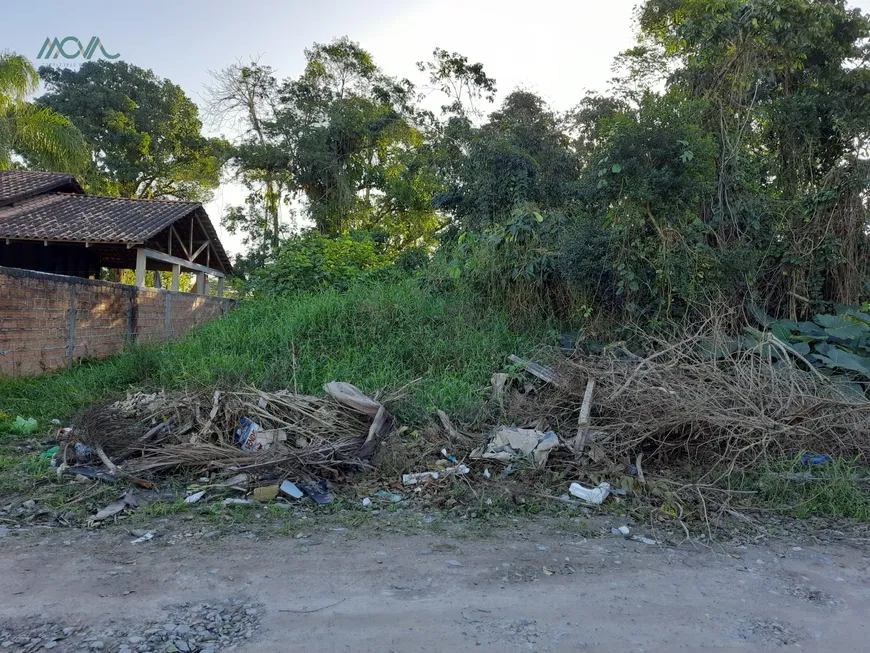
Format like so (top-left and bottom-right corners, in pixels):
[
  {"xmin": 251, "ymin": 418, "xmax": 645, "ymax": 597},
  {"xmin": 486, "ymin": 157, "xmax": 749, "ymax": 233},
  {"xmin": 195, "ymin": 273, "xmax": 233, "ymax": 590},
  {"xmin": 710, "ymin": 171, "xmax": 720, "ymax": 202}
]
[
  {"xmin": 0, "ymin": 52, "xmax": 89, "ymax": 172},
  {"xmin": 205, "ymin": 60, "xmax": 289, "ymax": 249},
  {"xmin": 38, "ymin": 61, "xmax": 227, "ymax": 200},
  {"xmin": 271, "ymin": 37, "xmax": 440, "ymax": 247}
]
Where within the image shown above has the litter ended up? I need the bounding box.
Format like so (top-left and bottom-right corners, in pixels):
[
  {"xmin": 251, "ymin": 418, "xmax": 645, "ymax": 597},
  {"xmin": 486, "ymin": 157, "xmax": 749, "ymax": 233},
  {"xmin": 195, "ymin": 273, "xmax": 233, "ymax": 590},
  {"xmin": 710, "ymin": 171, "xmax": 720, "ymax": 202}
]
[
  {"xmin": 88, "ymin": 492, "xmax": 141, "ymax": 527},
  {"xmin": 375, "ymin": 489, "xmax": 404, "ymax": 503},
  {"xmin": 279, "ymin": 480, "xmax": 304, "ymax": 499},
  {"xmin": 253, "ymin": 485, "xmax": 280, "ymax": 502},
  {"xmin": 235, "ymin": 417, "xmax": 268, "ymax": 451},
  {"xmin": 402, "ymin": 464, "xmax": 470, "ymax": 485},
  {"xmin": 632, "ymin": 536, "xmax": 658, "ymax": 545},
  {"xmin": 222, "ymin": 498, "xmax": 252, "ymax": 506},
  {"xmin": 508, "ymin": 355, "xmax": 558, "ymax": 384},
  {"xmin": 568, "ymin": 481, "xmax": 612, "ymax": 505},
  {"xmin": 300, "ymin": 480, "xmax": 335, "ymax": 504},
  {"xmin": 184, "ymin": 490, "xmax": 206, "ymax": 504},
  {"xmin": 63, "ymin": 466, "xmax": 118, "ymax": 483},
  {"xmin": 9, "ymin": 416, "xmax": 38, "ymax": 435},
  {"xmin": 483, "ymin": 468, "xmax": 491, "ymax": 479},
  {"xmin": 800, "ymin": 453, "xmax": 832, "ymax": 466},
  {"xmin": 471, "ymin": 426, "xmax": 559, "ymax": 467},
  {"xmin": 441, "ymin": 448, "xmax": 458, "ymax": 464},
  {"xmin": 39, "ymin": 446, "xmax": 60, "ymax": 460},
  {"xmin": 611, "ymin": 525, "xmax": 630, "ymax": 536},
  {"xmin": 362, "ymin": 497, "xmax": 372, "ymax": 507},
  {"xmin": 131, "ymin": 532, "xmax": 154, "ymax": 544}
]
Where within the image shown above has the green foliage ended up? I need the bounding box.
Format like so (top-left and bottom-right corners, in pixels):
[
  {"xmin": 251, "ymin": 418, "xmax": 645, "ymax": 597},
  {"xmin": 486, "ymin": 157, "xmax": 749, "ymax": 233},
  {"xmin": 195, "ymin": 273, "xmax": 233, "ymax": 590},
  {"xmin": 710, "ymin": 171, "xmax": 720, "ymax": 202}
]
[
  {"xmin": 0, "ymin": 281, "xmax": 553, "ymax": 424},
  {"xmin": 249, "ymin": 231, "xmax": 391, "ymax": 295},
  {"xmin": 0, "ymin": 52, "xmax": 89, "ymax": 172},
  {"xmin": 38, "ymin": 61, "xmax": 227, "ymax": 200},
  {"xmin": 433, "ymin": 90, "xmax": 580, "ymax": 230},
  {"xmin": 758, "ymin": 457, "xmax": 870, "ymax": 521},
  {"xmin": 754, "ymin": 306, "xmax": 870, "ymax": 384}
]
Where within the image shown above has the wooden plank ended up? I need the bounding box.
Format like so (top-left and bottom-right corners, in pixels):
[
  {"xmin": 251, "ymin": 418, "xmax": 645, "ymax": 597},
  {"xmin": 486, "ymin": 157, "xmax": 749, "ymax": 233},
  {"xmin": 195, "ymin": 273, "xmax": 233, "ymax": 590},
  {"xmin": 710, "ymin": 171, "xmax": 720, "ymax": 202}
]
[
  {"xmin": 190, "ymin": 240, "xmax": 210, "ymax": 261},
  {"xmin": 171, "ymin": 226, "xmax": 190, "ymax": 259},
  {"xmin": 140, "ymin": 247, "xmax": 225, "ymax": 277},
  {"xmin": 573, "ymin": 378, "xmax": 596, "ymax": 458}
]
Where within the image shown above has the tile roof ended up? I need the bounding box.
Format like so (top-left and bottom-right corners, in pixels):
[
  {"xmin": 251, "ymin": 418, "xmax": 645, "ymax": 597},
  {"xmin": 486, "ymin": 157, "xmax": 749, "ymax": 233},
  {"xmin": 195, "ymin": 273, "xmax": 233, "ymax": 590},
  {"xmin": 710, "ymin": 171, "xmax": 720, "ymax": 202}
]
[
  {"xmin": 0, "ymin": 170, "xmax": 83, "ymax": 205},
  {"xmin": 0, "ymin": 193, "xmax": 201, "ymax": 244}
]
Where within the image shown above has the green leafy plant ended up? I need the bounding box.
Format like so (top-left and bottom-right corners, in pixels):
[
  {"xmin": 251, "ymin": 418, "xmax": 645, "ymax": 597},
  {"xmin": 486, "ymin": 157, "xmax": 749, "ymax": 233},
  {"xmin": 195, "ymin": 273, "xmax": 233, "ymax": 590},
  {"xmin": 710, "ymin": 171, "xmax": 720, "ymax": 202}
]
[{"xmin": 749, "ymin": 304, "xmax": 870, "ymax": 385}]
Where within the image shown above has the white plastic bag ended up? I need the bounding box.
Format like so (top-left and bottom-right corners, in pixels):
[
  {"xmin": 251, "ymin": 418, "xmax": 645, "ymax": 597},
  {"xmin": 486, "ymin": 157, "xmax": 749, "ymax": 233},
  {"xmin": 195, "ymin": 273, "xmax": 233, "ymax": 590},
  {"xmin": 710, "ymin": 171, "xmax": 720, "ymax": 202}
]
[{"xmin": 568, "ymin": 481, "xmax": 611, "ymax": 505}]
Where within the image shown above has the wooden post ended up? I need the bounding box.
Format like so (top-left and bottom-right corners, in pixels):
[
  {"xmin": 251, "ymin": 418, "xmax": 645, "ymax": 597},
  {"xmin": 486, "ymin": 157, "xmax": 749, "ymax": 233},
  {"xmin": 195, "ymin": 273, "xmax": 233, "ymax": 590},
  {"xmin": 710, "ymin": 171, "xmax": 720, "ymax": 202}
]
[
  {"xmin": 217, "ymin": 276, "xmax": 224, "ymax": 298},
  {"xmin": 171, "ymin": 264, "xmax": 180, "ymax": 292},
  {"xmin": 152, "ymin": 270, "xmax": 162, "ymax": 288},
  {"xmin": 202, "ymin": 274, "xmax": 209, "ymax": 295},
  {"xmin": 195, "ymin": 271, "xmax": 205, "ymax": 295},
  {"xmin": 135, "ymin": 248, "xmax": 146, "ymax": 287}
]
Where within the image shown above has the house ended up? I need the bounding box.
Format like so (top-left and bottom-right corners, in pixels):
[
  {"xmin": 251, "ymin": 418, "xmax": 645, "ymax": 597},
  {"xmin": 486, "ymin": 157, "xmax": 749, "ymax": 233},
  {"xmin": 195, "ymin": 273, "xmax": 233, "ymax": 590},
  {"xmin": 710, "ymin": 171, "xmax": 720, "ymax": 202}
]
[
  {"xmin": 0, "ymin": 170, "xmax": 235, "ymax": 377},
  {"xmin": 0, "ymin": 170, "xmax": 232, "ymax": 296}
]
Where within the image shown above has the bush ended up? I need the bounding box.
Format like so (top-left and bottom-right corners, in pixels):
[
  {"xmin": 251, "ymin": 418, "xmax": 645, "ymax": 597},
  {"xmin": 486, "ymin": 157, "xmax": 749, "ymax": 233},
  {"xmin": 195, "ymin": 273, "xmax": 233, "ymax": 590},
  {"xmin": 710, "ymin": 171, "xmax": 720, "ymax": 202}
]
[{"xmin": 250, "ymin": 231, "xmax": 390, "ymax": 295}]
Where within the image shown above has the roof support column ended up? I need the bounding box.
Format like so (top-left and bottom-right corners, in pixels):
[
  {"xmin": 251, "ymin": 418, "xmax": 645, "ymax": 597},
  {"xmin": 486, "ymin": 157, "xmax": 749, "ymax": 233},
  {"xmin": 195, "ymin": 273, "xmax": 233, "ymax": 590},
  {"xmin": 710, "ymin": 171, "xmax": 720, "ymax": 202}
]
[
  {"xmin": 217, "ymin": 276, "xmax": 224, "ymax": 298},
  {"xmin": 135, "ymin": 248, "xmax": 146, "ymax": 287},
  {"xmin": 195, "ymin": 271, "xmax": 205, "ymax": 295},
  {"xmin": 171, "ymin": 264, "xmax": 180, "ymax": 292}
]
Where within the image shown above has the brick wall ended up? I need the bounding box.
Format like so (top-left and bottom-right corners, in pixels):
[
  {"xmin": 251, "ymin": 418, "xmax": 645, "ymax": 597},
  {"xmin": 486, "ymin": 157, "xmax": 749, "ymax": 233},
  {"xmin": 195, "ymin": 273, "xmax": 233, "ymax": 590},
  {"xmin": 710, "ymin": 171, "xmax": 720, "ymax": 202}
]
[{"xmin": 0, "ymin": 266, "xmax": 234, "ymax": 377}]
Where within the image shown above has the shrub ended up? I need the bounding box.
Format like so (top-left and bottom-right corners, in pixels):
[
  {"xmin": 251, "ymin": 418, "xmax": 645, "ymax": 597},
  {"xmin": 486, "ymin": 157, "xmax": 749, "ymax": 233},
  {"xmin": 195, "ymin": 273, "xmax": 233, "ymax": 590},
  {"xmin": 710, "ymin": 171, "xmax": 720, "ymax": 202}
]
[{"xmin": 250, "ymin": 231, "xmax": 390, "ymax": 295}]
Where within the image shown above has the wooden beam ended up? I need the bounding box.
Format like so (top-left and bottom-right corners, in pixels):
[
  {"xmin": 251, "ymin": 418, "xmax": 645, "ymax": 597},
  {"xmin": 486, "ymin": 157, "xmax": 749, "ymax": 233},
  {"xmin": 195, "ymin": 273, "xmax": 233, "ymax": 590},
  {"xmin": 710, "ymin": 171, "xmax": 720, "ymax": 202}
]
[
  {"xmin": 217, "ymin": 276, "xmax": 224, "ymax": 298},
  {"xmin": 170, "ymin": 226, "xmax": 190, "ymax": 259},
  {"xmin": 190, "ymin": 239, "xmax": 210, "ymax": 261},
  {"xmin": 195, "ymin": 271, "xmax": 205, "ymax": 295},
  {"xmin": 171, "ymin": 264, "xmax": 180, "ymax": 292},
  {"xmin": 135, "ymin": 248, "xmax": 147, "ymax": 287},
  {"xmin": 139, "ymin": 247, "xmax": 225, "ymax": 278},
  {"xmin": 189, "ymin": 214, "xmax": 193, "ymax": 254}
]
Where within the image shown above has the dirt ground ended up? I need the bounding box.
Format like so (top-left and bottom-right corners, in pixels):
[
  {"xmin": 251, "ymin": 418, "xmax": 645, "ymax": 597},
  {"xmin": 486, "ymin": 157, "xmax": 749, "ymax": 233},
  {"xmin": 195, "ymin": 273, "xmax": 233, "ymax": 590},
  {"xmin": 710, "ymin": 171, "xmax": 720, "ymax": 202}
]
[{"xmin": 2, "ymin": 515, "xmax": 870, "ymax": 653}]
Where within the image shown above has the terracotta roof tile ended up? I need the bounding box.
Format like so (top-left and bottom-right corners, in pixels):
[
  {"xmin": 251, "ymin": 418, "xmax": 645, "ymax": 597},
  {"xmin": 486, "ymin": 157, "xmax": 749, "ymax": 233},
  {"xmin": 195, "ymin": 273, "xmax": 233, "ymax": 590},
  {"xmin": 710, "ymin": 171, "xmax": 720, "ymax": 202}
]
[
  {"xmin": 0, "ymin": 170, "xmax": 83, "ymax": 205},
  {"xmin": 0, "ymin": 193, "xmax": 201, "ymax": 243}
]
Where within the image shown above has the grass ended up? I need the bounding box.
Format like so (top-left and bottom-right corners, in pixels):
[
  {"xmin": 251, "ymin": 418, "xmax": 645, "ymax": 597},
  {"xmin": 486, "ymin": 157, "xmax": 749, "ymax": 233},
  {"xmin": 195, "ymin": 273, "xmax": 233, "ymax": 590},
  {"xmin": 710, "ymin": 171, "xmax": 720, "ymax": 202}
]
[
  {"xmin": 758, "ymin": 457, "xmax": 870, "ymax": 520},
  {"xmin": 0, "ymin": 280, "xmax": 558, "ymax": 434}
]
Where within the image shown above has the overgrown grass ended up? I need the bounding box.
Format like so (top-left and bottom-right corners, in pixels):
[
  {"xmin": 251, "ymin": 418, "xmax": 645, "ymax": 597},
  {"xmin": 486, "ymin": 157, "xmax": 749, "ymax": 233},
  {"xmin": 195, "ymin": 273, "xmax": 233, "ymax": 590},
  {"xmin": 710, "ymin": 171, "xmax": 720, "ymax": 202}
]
[
  {"xmin": 0, "ymin": 280, "xmax": 558, "ymax": 432},
  {"xmin": 758, "ymin": 457, "xmax": 870, "ymax": 521}
]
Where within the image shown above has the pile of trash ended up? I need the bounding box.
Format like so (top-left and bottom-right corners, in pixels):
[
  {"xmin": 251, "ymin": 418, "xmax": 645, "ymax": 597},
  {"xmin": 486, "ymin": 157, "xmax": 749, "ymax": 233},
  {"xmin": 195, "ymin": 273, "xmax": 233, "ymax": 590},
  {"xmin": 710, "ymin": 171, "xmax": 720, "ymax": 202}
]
[{"xmin": 54, "ymin": 382, "xmax": 394, "ymax": 485}]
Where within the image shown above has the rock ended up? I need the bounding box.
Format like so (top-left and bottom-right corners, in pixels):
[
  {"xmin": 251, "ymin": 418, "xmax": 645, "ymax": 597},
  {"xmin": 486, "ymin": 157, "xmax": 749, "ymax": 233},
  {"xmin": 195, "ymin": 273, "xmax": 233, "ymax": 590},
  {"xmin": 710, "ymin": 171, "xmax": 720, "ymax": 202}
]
[
  {"xmin": 174, "ymin": 626, "xmax": 190, "ymax": 635},
  {"xmin": 162, "ymin": 625, "xmax": 177, "ymax": 634},
  {"xmin": 174, "ymin": 642, "xmax": 190, "ymax": 653},
  {"xmin": 446, "ymin": 560, "xmax": 463, "ymax": 567},
  {"xmin": 22, "ymin": 500, "xmax": 36, "ymax": 510},
  {"xmin": 44, "ymin": 642, "xmax": 57, "ymax": 650},
  {"xmin": 89, "ymin": 642, "xmax": 104, "ymax": 650},
  {"xmin": 200, "ymin": 649, "xmax": 215, "ymax": 653},
  {"xmin": 128, "ymin": 637, "xmax": 145, "ymax": 645},
  {"xmin": 1, "ymin": 643, "xmax": 12, "ymax": 649}
]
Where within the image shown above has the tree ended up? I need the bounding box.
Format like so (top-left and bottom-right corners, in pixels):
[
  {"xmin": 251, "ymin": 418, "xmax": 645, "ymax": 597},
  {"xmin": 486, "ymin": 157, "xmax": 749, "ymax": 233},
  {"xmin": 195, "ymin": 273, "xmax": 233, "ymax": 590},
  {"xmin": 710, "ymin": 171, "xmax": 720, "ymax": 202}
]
[
  {"xmin": 0, "ymin": 52, "xmax": 89, "ymax": 172},
  {"xmin": 38, "ymin": 61, "xmax": 227, "ymax": 200},
  {"xmin": 433, "ymin": 90, "xmax": 580, "ymax": 229},
  {"xmin": 271, "ymin": 37, "xmax": 440, "ymax": 248},
  {"xmin": 205, "ymin": 60, "xmax": 290, "ymax": 250}
]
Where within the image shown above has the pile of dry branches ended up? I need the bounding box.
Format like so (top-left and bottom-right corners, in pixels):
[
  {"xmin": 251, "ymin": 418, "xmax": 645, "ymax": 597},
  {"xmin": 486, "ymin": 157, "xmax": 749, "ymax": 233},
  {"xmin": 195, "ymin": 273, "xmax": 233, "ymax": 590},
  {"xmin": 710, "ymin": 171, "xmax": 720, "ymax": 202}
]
[
  {"xmin": 68, "ymin": 386, "xmax": 383, "ymax": 480},
  {"xmin": 539, "ymin": 329, "xmax": 870, "ymax": 474}
]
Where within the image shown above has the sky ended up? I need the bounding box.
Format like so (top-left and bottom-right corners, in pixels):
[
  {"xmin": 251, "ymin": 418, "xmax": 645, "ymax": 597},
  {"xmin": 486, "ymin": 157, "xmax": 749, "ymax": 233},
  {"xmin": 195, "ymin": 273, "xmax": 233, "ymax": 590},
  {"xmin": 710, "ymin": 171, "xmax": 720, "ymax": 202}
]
[{"xmin": 3, "ymin": 0, "xmax": 870, "ymax": 254}]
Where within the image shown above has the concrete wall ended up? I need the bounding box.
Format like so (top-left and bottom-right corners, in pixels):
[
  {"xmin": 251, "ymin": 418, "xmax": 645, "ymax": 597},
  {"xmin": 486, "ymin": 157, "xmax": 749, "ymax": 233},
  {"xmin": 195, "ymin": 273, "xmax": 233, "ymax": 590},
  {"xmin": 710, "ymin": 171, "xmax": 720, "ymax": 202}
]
[{"xmin": 0, "ymin": 266, "xmax": 234, "ymax": 377}]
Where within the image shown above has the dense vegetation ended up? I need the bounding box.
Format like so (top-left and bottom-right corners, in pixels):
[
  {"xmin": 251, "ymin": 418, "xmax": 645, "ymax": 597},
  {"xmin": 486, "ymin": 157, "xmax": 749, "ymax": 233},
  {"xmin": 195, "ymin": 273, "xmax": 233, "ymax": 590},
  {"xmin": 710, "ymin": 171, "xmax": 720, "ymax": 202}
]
[{"xmin": 3, "ymin": 0, "xmax": 870, "ymax": 407}]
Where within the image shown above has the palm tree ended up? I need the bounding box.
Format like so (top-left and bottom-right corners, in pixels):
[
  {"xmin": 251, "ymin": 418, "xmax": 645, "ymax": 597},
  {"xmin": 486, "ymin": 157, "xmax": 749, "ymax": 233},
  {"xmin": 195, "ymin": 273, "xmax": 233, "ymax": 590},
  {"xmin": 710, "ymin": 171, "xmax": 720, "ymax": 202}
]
[{"xmin": 0, "ymin": 52, "xmax": 90, "ymax": 172}]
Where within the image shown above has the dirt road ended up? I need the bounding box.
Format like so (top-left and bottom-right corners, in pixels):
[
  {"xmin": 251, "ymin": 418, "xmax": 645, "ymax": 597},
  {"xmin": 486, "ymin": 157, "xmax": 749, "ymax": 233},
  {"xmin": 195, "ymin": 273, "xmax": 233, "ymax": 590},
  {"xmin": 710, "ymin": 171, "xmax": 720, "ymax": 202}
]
[{"xmin": 1, "ymin": 521, "xmax": 869, "ymax": 652}]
